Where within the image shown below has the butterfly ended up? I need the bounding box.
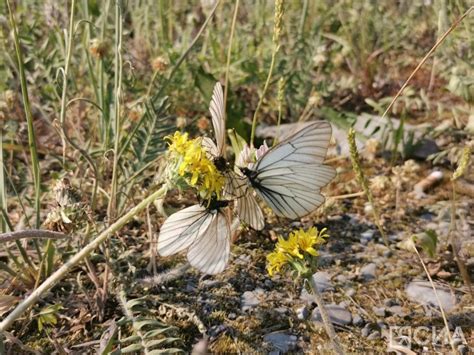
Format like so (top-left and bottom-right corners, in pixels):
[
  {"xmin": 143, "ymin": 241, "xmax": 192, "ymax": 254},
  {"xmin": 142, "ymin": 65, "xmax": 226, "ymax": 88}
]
[
  {"xmin": 202, "ymin": 82, "xmax": 265, "ymax": 230},
  {"xmin": 238, "ymin": 121, "xmax": 336, "ymax": 220},
  {"xmin": 157, "ymin": 197, "xmax": 231, "ymax": 275}
]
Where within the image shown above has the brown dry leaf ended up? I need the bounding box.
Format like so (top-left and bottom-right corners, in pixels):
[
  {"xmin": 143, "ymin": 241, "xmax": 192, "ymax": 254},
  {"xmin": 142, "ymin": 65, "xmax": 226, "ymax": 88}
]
[{"xmin": 0, "ymin": 294, "xmax": 20, "ymax": 316}]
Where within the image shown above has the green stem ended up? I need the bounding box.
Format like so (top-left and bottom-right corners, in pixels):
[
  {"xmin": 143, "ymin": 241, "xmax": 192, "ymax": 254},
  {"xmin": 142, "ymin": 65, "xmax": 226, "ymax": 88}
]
[
  {"xmin": 59, "ymin": 0, "xmax": 76, "ymax": 163},
  {"xmin": 223, "ymin": 0, "xmax": 240, "ymax": 117},
  {"xmin": 107, "ymin": 0, "xmax": 124, "ymax": 222},
  {"xmin": 0, "ymin": 185, "xmax": 168, "ymax": 332},
  {"xmin": 250, "ymin": 47, "xmax": 278, "ymax": 146},
  {"xmin": 7, "ymin": 0, "xmax": 41, "ymax": 228}
]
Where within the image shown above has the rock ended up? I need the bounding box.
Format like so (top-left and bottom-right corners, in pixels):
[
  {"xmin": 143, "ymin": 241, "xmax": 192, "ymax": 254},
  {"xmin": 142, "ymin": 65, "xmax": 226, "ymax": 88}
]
[
  {"xmin": 458, "ymin": 345, "xmax": 469, "ymax": 354},
  {"xmin": 264, "ymin": 279, "xmax": 273, "ymax": 288},
  {"xmin": 241, "ymin": 288, "xmax": 265, "ymax": 311},
  {"xmin": 335, "ymin": 274, "xmax": 347, "ymax": 284},
  {"xmin": 387, "ymin": 305, "xmax": 405, "ymax": 317},
  {"xmin": 373, "ymin": 307, "xmax": 386, "ymax": 317},
  {"xmin": 296, "ymin": 305, "xmax": 309, "ymax": 320},
  {"xmin": 360, "ymin": 263, "xmax": 377, "ymax": 281},
  {"xmin": 352, "ymin": 314, "xmax": 364, "ymax": 327},
  {"xmin": 367, "ymin": 331, "xmax": 381, "ymax": 340},
  {"xmin": 361, "ymin": 324, "xmax": 372, "ymax": 337},
  {"xmin": 228, "ymin": 312, "xmax": 237, "ymax": 320},
  {"xmin": 311, "ymin": 272, "xmax": 334, "ymax": 293},
  {"xmin": 311, "ymin": 304, "xmax": 352, "ymax": 326},
  {"xmin": 405, "ymin": 280, "xmax": 457, "ymax": 311},
  {"xmin": 300, "ymin": 288, "xmax": 315, "ymax": 305},
  {"xmin": 345, "ymin": 288, "xmax": 356, "ymax": 298},
  {"xmin": 383, "ymin": 249, "xmax": 393, "ymax": 258},
  {"xmin": 361, "ymin": 230, "xmax": 375, "ymax": 240},
  {"xmin": 263, "ymin": 332, "xmax": 298, "ymax": 353},
  {"xmin": 208, "ymin": 324, "xmax": 227, "ymax": 340},
  {"xmin": 383, "ymin": 298, "xmax": 398, "ymax": 307}
]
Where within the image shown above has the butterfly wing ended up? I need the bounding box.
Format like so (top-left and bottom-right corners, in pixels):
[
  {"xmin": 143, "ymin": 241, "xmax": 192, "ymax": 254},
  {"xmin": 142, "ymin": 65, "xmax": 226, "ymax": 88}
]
[
  {"xmin": 187, "ymin": 210, "xmax": 230, "ymax": 274},
  {"xmin": 250, "ymin": 121, "xmax": 336, "ymax": 219},
  {"xmin": 209, "ymin": 82, "xmax": 226, "ymax": 157},
  {"xmin": 157, "ymin": 205, "xmax": 214, "ymax": 257},
  {"xmin": 202, "ymin": 137, "xmax": 220, "ymax": 159}
]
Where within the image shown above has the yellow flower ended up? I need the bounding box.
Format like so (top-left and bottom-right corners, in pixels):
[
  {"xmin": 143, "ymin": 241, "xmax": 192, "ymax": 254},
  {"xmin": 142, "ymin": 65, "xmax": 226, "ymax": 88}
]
[
  {"xmin": 276, "ymin": 234, "xmax": 303, "ymax": 259},
  {"xmin": 165, "ymin": 131, "xmax": 225, "ymax": 200},
  {"xmin": 293, "ymin": 227, "xmax": 328, "ymax": 257},
  {"xmin": 266, "ymin": 250, "xmax": 290, "ymax": 276}
]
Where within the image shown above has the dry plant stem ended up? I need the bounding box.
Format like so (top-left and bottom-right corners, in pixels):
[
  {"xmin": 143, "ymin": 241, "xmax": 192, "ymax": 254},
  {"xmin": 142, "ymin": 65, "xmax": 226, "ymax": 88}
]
[
  {"xmin": 0, "ymin": 230, "xmax": 67, "ymax": 244},
  {"xmin": 381, "ymin": 6, "xmax": 473, "ymax": 121},
  {"xmin": 140, "ymin": 264, "xmax": 192, "ymax": 286},
  {"xmin": 7, "ymin": 0, "xmax": 41, "ymax": 228},
  {"xmin": 308, "ymin": 278, "xmax": 345, "ymax": 355},
  {"xmin": 0, "ymin": 185, "xmax": 168, "ymax": 332},
  {"xmin": 413, "ymin": 246, "xmax": 456, "ymax": 353},
  {"xmin": 59, "ymin": 0, "xmax": 76, "ymax": 163},
  {"xmin": 223, "ymin": 0, "xmax": 240, "ymax": 117},
  {"xmin": 107, "ymin": 0, "xmax": 124, "ymax": 223}
]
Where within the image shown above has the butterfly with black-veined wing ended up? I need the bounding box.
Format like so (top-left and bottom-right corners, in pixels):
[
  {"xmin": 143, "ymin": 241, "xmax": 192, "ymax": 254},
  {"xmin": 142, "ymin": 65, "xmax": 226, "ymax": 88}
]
[
  {"xmin": 238, "ymin": 121, "xmax": 336, "ymax": 220},
  {"xmin": 157, "ymin": 197, "xmax": 231, "ymax": 275},
  {"xmin": 202, "ymin": 82, "xmax": 265, "ymax": 231}
]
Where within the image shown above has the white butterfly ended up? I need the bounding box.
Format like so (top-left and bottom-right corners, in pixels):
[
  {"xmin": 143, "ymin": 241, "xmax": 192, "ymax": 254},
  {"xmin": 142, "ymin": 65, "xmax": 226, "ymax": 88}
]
[
  {"xmin": 238, "ymin": 121, "xmax": 335, "ymax": 219},
  {"xmin": 157, "ymin": 199, "xmax": 231, "ymax": 275},
  {"xmin": 202, "ymin": 82, "xmax": 265, "ymax": 230}
]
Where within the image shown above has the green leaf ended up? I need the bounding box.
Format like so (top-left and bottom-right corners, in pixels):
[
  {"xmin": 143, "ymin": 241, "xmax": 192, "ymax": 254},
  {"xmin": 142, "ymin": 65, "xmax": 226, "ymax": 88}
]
[
  {"xmin": 121, "ymin": 343, "xmax": 143, "ymax": 353},
  {"xmin": 413, "ymin": 230, "xmax": 438, "ymax": 258}
]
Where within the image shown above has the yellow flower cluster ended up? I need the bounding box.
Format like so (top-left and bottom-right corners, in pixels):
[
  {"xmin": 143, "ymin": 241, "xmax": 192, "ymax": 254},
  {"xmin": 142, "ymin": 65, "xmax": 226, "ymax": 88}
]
[
  {"xmin": 266, "ymin": 227, "xmax": 328, "ymax": 276},
  {"xmin": 165, "ymin": 131, "xmax": 225, "ymax": 200}
]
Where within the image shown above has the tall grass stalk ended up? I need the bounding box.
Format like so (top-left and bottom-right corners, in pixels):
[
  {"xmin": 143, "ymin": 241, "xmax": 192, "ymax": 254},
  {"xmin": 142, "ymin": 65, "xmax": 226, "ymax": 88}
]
[
  {"xmin": 347, "ymin": 128, "xmax": 388, "ymax": 246},
  {"xmin": 0, "ymin": 185, "xmax": 168, "ymax": 332},
  {"xmin": 223, "ymin": 0, "xmax": 240, "ymax": 118},
  {"xmin": 0, "ymin": 131, "xmax": 6, "ymax": 233},
  {"xmin": 250, "ymin": 0, "xmax": 284, "ymax": 146},
  {"xmin": 7, "ymin": 0, "xmax": 41, "ymax": 229},
  {"xmin": 59, "ymin": 0, "xmax": 76, "ymax": 163},
  {"xmin": 107, "ymin": 0, "xmax": 124, "ymax": 222}
]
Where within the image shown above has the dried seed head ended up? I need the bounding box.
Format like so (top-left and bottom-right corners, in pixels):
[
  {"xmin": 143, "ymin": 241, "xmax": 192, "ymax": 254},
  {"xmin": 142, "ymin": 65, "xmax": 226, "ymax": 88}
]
[
  {"xmin": 272, "ymin": 0, "xmax": 284, "ymax": 47},
  {"xmin": 452, "ymin": 146, "xmax": 471, "ymax": 181},
  {"xmin": 89, "ymin": 39, "xmax": 109, "ymax": 59},
  {"xmin": 151, "ymin": 56, "xmax": 169, "ymax": 72}
]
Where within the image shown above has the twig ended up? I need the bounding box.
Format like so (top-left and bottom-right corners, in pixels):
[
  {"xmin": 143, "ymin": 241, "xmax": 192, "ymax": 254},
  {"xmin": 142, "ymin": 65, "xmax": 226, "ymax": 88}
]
[
  {"xmin": 0, "ymin": 230, "xmax": 67, "ymax": 244},
  {"xmin": 0, "ymin": 185, "xmax": 168, "ymax": 332}
]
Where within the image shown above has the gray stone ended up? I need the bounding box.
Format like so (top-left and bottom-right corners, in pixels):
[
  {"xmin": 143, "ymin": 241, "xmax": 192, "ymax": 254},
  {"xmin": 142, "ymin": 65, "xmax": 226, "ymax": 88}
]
[
  {"xmin": 367, "ymin": 331, "xmax": 381, "ymax": 340},
  {"xmin": 296, "ymin": 305, "xmax": 309, "ymax": 320},
  {"xmin": 383, "ymin": 249, "xmax": 393, "ymax": 258},
  {"xmin": 311, "ymin": 304, "xmax": 352, "ymax": 326},
  {"xmin": 311, "ymin": 272, "xmax": 334, "ymax": 293},
  {"xmin": 228, "ymin": 312, "xmax": 237, "ymax": 320},
  {"xmin": 361, "ymin": 324, "xmax": 372, "ymax": 337},
  {"xmin": 300, "ymin": 288, "xmax": 315, "ymax": 305},
  {"xmin": 241, "ymin": 288, "xmax": 265, "ymax": 311},
  {"xmin": 345, "ymin": 288, "xmax": 356, "ymax": 298},
  {"xmin": 361, "ymin": 230, "xmax": 375, "ymax": 240},
  {"xmin": 360, "ymin": 263, "xmax": 377, "ymax": 281},
  {"xmin": 405, "ymin": 280, "xmax": 457, "ymax": 311},
  {"xmin": 263, "ymin": 332, "xmax": 298, "ymax": 353},
  {"xmin": 352, "ymin": 314, "xmax": 364, "ymax": 327},
  {"xmin": 335, "ymin": 274, "xmax": 347, "ymax": 284},
  {"xmin": 373, "ymin": 307, "xmax": 386, "ymax": 317},
  {"xmin": 387, "ymin": 305, "xmax": 405, "ymax": 317},
  {"xmin": 383, "ymin": 298, "xmax": 398, "ymax": 307}
]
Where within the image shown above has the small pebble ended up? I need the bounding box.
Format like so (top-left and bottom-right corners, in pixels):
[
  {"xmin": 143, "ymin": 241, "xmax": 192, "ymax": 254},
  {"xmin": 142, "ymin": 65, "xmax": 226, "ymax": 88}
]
[
  {"xmin": 263, "ymin": 332, "xmax": 298, "ymax": 353},
  {"xmin": 367, "ymin": 331, "xmax": 381, "ymax": 340},
  {"xmin": 264, "ymin": 279, "xmax": 273, "ymax": 288},
  {"xmin": 458, "ymin": 345, "xmax": 469, "ymax": 354},
  {"xmin": 360, "ymin": 263, "xmax": 377, "ymax": 281},
  {"xmin": 228, "ymin": 312, "xmax": 237, "ymax": 320},
  {"xmin": 311, "ymin": 272, "xmax": 334, "ymax": 293},
  {"xmin": 383, "ymin": 298, "xmax": 398, "ymax": 307},
  {"xmin": 361, "ymin": 324, "xmax": 372, "ymax": 337},
  {"xmin": 345, "ymin": 288, "xmax": 356, "ymax": 298},
  {"xmin": 352, "ymin": 314, "xmax": 364, "ymax": 327},
  {"xmin": 311, "ymin": 304, "xmax": 352, "ymax": 326},
  {"xmin": 373, "ymin": 307, "xmax": 386, "ymax": 317},
  {"xmin": 296, "ymin": 306, "xmax": 309, "ymax": 320},
  {"xmin": 383, "ymin": 249, "xmax": 393, "ymax": 258}
]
